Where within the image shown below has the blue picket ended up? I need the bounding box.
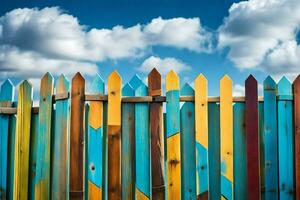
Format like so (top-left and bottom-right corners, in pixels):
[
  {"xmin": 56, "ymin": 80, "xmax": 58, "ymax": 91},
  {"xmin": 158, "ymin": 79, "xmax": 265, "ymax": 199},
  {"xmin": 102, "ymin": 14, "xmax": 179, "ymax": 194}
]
[
  {"xmin": 278, "ymin": 77, "xmax": 294, "ymax": 200},
  {"xmin": 233, "ymin": 102, "xmax": 247, "ymax": 199},
  {"xmin": 135, "ymin": 80, "xmax": 151, "ymax": 199},
  {"xmin": 121, "ymin": 83, "xmax": 135, "ymax": 200},
  {"xmin": 0, "ymin": 80, "xmax": 14, "ymax": 199},
  {"xmin": 208, "ymin": 102, "xmax": 220, "ymax": 200},
  {"xmin": 180, "ymin": 83, "xmax": 196, "ymax": 199}
]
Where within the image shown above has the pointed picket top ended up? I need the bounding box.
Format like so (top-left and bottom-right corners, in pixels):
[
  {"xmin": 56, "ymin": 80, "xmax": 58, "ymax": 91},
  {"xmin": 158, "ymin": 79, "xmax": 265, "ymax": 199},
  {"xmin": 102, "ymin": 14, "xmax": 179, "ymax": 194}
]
[
  {"xmin": 108, "ymin": 70, "xmax": 122, "ymax": 126},
  {"xmin": 41, "ymin": 72, "xmax": 54, "ymax": 84},
  {"xmin": 108, "ymin": 70, "xmax": 121, "ymax": 84},
  {"xmin": 195, "ymin": 73, "xmax": 207, "ymax": 84},
  {"xmin": 40, "ymin": 72, "xmax": 54, "ymax": 95},
  {"xmin": 166, "ymin": 70, "xmax": 179, "ymax": 92},
  {"xmin": 91, "ymin": 74, "xmax": 105, "ymax": 94},
  {"xmin": 181, "ymin": 83, "xmax": 194, "ymax": 96},
  {"xmin": 264, "ymin": 75, "xmax": 276, "ymax": 90},
  {"xmin": 129, "ymin": 74, "xmax": 143, "ymax": 90},
  {"xmin": 0, "ymin": 79, "xmax": 14, "ymax": 101},
  {"xmin": 220, "ymin": 75, "xmax": 232, "ymax": 86},
  {"xmin": 19, "ymin": 80, "xmax": 33, "ymax": 95},
  {"xmin": 72, "ymin": 72, "xmax": 85, "ymax": 83},
  {"xmin": 56, "ymin": 74, "xmax": 70, "ymax": 94},
  {"xmin": 148, "ymin": 68, "xmax": 161, "ymax": 96},
  {"xmin": 122, "ymin": 83, "xmax": 135, "ymax": 97},
  {"xmin": 246, "ymin": 74, "xmax": 257, "ymax": 84},
  {"xmin": 278, "ymin": 76, "xmax": 292, "ymax": 96},
  {"xmin": 294, "ymin": 74, "xmax": 300, "ymax": 85},
  {"xmin": 135, "ymin": 82, "xmax": 148, "ymax": 97}
]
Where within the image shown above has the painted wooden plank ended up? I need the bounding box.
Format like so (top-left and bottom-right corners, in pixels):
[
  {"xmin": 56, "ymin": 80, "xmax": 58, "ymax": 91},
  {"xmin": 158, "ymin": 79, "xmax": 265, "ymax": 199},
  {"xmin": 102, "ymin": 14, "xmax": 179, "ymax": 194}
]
[
  {"xmin": 258, "ymin": 102, "xmax": 265, "ymax": 200},
  {"xmin": 29, "ymin": 112, "xmax": 39, "ymax": 199},
  {"xmin": 0, "ymin": 80, "xmax": 14, "ymax": 199},
  {"xmin": 107, "ymin": 71, "xmax": 122, "ymax": 200},
  {"xmin": 52, "ymin": 74, "xmax": 70, "ymax": 199},
  {"xmin": 7, "ymin": 113, "xmax": 16, "ymax": 200},
  {"xmin": 194, "ymin": 74, "xmax": 209, "ymax": 199},
  {"xmin": 278, "ymin": 77, "xmax": 294, "ymax": 199},
  {"xmin": 180, "ymin": 83, "xmax": 196, "ymax": 200},
  {"xmin": 135, "ymin": 78, "xmax": 151, "ymax": 200},
  {"xmin": 103, "ymin": 98, "xmax": 108, "ymax": 200},
  {"xmin": 163, "ymin": 113, "xmax": 168, "ymax": 200},
  {"xmin": 166, "ymin": 70, "xmax": 181, "ymax": 200},
  {"xmin": 148, "ymin": 68, "xmax": 165, "ymax": 200},
  {"xmin": 85, "ymin": 104, "xmax": 90, "ymax": 200},
  {"xmin": 295, "ymin": 75, "xmax": 300, "ymax": 200},
  {"xmin": 70, "ymin": 72, "xmax": 85, "ymax": 199},
  {"xmin": 245, "ymin": 75, "xmax": 260, "ymax": 199},
  {"xmin": 121, "ymin": 83, "xmax": 135, "ymax": 200},
  {"xmin": 87, "ymin": 74, "xmax": 105, "ymax": 200},
  {"xmin": 208, "ymin": 103, "xmax": 220, "ymax": 200},
  {"xmin": 220, "ymin": 75, "xmax": 233, "ymax": 200},
  {"xmin": 233, "ymin": 103, "xmax": 246, "ymax": 199},
  {"xmin": 34, "ymin": 72, "xmax": 54, "ymax": 199},
  {"xmin": 263, "ymin": 76, "xmax": 278, "ymax": 199},
  {"xmin": 13, "ymin": 80, "xmax": 33, "ymax": 200}
]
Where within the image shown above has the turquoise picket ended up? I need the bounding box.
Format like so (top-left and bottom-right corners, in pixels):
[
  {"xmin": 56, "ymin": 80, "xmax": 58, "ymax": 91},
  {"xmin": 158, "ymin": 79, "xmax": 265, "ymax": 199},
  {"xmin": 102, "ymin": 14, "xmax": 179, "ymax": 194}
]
[
  {"xmin": 87, "ymin": 74, "xmax": 105, "ymax": 198},
  {"xmin": 259, "ymin": 102, "xmax": 265, "ymax": 200},
  {"xmin": 28, "ymin": 112, "xmax": 39, "ymax": 199},
  {"xmin": 121, "ymin": 83, "xmax": 135, "ymax": 200},
  {"xmin": 208, "ymin": 103, "xmax": 220, "ymax": 200},
  {"xmin": 135, "ymin": 80, "xmax": 151, "ymax": 199},
  {"xmin": 180, "ymin": 83, "xmax": 196, "ymax": 199},
  {"xmin": 278, "ymin": 77, "xmax": 294, "ymax": 199},
  {"xmin": 233, "ymin": 102, "xmax": 246, "ymax": 199},
  {"xmin": 7, "ymin": 113, "xmax": 16, "ymax": 200},
  {"xmin": 0, "ymin": 80, "xmax": 14, "ymax": 199},
  {"xmin": 263, "ymin": 76, "xmax": 278, "ymax": 199},
  {"xmin": 129, "ymin": 74, "xmax": 144, "ymax": 90},
  {"xmin": 52, "ymin": 74, "xmax": 70, "ymax": 199}
]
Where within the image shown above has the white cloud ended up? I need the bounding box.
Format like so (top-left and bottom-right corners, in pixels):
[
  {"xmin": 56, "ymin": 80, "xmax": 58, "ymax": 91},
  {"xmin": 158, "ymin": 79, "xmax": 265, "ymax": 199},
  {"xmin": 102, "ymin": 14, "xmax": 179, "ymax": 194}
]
[
  {"xmin": 137, "ymin": 56, "xmax": 191, "ymax": 76},
  {"xmin": 218, "ymin": 0, "xmax": 300, "ymax": 77},
  {"xmin": 233, "ymin": 83, "xmax": 263, "ymax": 96},
  {"xmin": 0, "ymin": 7, "xmax": 212, "ymax": 79}
]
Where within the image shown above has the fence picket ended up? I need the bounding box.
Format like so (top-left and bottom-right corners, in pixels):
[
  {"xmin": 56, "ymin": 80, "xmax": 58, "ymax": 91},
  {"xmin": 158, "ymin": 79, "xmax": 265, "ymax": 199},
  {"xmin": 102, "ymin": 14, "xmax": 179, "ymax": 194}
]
[
  {"xmin": 278, "ymin": 77, "xmax": 294, "ymax": 200},
  {"xmin": 180, "ymin": 83, "xmax": 196, "ymax": 200},
  {"xmin": 194, "ymin": 74, "xmax": 209, "ymax": 199},
  {"xmin": 121, "ymin": 83, "xmax": 135, "ymax": 200},
  {"xmin": 220, "ymin": 75, "xmax": 233, "ymax": 200},
  {"xmin": 263, "ymin": 76, "xmax": 278, "ymax": 199},
  {"xmin": 0, "ymin": 80, "xmax": 14, "ymax": 199},
  {"xmin": 294, "ymin": 75, "xmax": 300, "ymax": 200},
  {"xmin": 52, "ymin": 74, "xmax": 70, "ymax": 199},
  {"xmin": 166, "ymin": 70, "xmax": 181, "ymax": 200},
  {"xmin": 245, "ymin": 75, "xmax": 260, "ymax": 199},
  {"xmin": 70, "ymin": 72, "xmax": 85, "ymax": 200},
  {"xmin": 107, "ymin": 71, "xmax": 122, "ymax": 200},
  {"xmin": 258, "ymin": 102, "xmax": 265, "ymax": 199},
  {"xmin": 87, "ymin": 75, "xmax": 105, "ymax": 199},
  {"xmin": 8, "ymin": 114, "xmax": 16, "ymax": 200},
  {"xmin": 135, "ymin": 79, "xmax": 151, "ymax": 200},
  {"xmin": 233, "ymin": 103, "xmax": 246, "ymax": 199},
  {"xmin": 13, "ymin": 80, "xmax": 33, "ymax": 200}
]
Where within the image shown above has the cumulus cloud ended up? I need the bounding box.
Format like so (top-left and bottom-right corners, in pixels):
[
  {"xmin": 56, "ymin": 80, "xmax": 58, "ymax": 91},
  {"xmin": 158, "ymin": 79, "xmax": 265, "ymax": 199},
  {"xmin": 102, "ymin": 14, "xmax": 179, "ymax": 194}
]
[
  {"xmin": 0, "ymin": 7, "xmax": 212, "ymax": 79},
  {"xmin": 218, "ymin": 0, "xmax": 300, "ymax": 77},
  {"xmin": 137, "ymin": 56, "xmax": 191, "ymax": 76}
]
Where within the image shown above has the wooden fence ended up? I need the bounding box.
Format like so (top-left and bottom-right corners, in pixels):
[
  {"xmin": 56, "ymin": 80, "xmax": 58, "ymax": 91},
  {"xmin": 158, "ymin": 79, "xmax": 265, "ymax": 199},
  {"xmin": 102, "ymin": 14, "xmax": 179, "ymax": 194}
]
[{"xmin": 0, "ymin": 68, "xmax": 299, "ymax": 200}]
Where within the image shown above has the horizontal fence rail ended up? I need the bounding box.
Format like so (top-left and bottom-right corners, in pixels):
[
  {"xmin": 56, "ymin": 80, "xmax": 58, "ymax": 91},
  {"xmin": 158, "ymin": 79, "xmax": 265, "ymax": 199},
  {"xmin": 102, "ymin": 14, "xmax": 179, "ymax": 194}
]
[{"xmin": 0, "ymin": 68, "xmax": 299, "ymax": 200}]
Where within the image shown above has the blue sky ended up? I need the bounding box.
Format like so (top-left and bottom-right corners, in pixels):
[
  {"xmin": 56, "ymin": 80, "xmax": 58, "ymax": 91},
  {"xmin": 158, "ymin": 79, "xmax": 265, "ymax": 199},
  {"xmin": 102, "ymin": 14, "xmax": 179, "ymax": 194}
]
[{"xmin": 1, "ymin": 0, "xmax": 300, "ymax": 98}]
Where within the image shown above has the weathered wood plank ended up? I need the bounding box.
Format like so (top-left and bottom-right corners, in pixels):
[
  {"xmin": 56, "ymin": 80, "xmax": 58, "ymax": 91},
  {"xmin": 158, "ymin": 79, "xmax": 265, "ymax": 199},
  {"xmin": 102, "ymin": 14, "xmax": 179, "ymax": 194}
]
[
  {"xmin": 148, "ymin": 68, "xmax": 165, "ymax": 200},
  {"xmin": 208, "ymin": 103, "xmax": 220, "ymax": 200},
  {"xmin": 52, "ymin": 74, "xmax": 70, "ymax": 199},
  {"xmin": 166, "ymin": 70, "xmax": 181, "ymax": 200},
  {"xmin": 194, "ymin": 74, "xmax": 209, "ymax": 200},
  {"xmin": 258, "ymin": 102, "xmax": 265, "ymax": 200},
  {"xmin": 87, "ymin": 74, "xmax": 105, "ymax": 200},
  {"xmin": 70, "ymin": 72, "xmax": 85, "ymax": 199},
  {"xmin": 107, "ymin": 71, "xmax": 122, "ymax": 200},
  {"xmin": 294, "ymin": 75, "xmax": 300, "ymax": 200},
  {"xmin": 7, "ymin": 113, "xmax": 16, "ymax": 200},
  {"xmin": 278, "ymin": 77, "xmax": 294, "ymax": 200},
  {"xmin": 220, "ymin": 75, "xmax": 233, "ymax": 200},
  {"xmin": 245, "ymin": 75, "xmax": 260, "ymax": 200},
  {"xmin": 34, "ymin": 73, "xmax": 54, "ymax": 199},
  {"xmin": 121, "ymin": 83, "xmax": 135, "ymax": 200},
  {"xmin": 263, "ymin": 76, "xmax": 278, "ymax": 199},
  {"xmin": 135, "ymin": 78, "xmax": 151, "ymax": 200},
  {"xmin": 180, "ymin": 83, "xmax": 196, "ymax": 200},
  {"xmin": 13, "ymin": 80, "xmax": 33, "ymax": 200},
  {"xmin": 0, "ymin": 80, "xmax": 14, "ymax": 199},
  {"xmin": 233, "ymin": 103, "xmax": 246, "ymax": 199}
]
